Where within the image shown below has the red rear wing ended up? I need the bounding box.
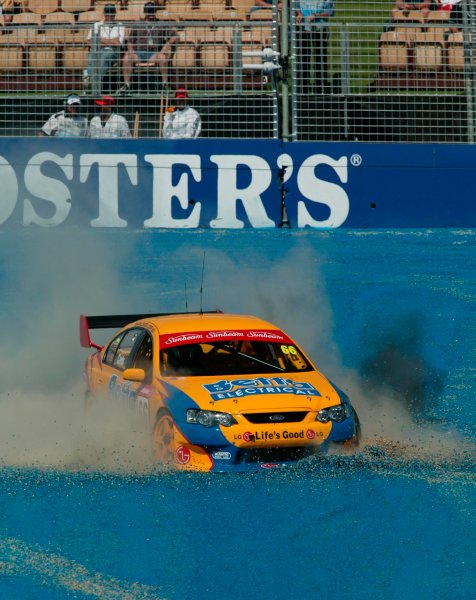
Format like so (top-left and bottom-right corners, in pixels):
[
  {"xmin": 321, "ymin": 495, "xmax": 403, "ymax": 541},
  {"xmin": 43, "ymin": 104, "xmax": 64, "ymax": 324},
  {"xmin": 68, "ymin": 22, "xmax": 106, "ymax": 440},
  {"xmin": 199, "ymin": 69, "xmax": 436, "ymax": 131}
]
[{"xmin": 79, "ymin": 311, "xmax": 223, "ymax": 350}]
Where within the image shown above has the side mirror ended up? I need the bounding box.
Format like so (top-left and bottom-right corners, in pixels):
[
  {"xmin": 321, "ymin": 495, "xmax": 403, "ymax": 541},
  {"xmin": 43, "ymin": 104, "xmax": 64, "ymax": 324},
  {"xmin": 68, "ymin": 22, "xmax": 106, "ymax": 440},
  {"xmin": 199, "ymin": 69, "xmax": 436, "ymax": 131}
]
[{"xmin": 123, "ymin": 368, "xmax": 145, "ymax": 382}]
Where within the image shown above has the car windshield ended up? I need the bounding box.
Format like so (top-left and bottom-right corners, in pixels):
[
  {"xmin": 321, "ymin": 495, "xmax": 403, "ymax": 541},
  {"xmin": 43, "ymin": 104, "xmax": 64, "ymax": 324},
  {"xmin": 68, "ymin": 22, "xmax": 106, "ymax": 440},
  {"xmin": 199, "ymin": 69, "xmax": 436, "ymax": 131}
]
[{"xmin": 160, "ymin": 340, "xmax": 313, "ymax": 377}]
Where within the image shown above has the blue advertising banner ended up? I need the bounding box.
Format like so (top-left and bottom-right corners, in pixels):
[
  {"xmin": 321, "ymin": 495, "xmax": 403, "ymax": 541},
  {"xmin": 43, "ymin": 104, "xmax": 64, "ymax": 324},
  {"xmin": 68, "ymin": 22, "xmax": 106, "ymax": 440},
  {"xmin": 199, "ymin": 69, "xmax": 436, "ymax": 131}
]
[{"xmin": 0, "ymin": 137, "xmax": 474, "ymax": 228}]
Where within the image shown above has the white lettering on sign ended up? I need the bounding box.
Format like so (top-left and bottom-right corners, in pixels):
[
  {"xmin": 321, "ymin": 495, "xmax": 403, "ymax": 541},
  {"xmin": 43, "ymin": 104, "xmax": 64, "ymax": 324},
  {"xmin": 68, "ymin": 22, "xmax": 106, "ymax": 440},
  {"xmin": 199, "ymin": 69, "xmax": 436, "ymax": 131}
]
[
  {"xmin": 209, "ymin": 155, "xmax": 275, "ymax": 229},
  {"xmin": 144, "ymin": 154, "xmax": 201, "ymax": 228},
  {"xmin": 0, "ymin": 149, "xmax": 354, "ymax": 228},
  {"xmin": 0, "ymin": 156, "xmax": 18, "ymax": 224},
  {"xmin": 296, "ymin": 154, "xmax": 349, "ymax": 228},
  {"xmin": 80, "ymin": 154, "xmax": 137, "ymax": 227},
  {"xmin": 24, "ymin": 152, "xmax": 73, "ymax": 226}
]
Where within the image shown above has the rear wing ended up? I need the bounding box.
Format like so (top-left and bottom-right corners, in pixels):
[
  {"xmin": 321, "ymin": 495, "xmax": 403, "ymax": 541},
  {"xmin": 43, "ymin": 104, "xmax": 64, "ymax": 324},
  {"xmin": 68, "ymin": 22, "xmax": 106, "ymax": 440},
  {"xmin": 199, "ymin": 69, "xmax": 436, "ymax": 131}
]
[{"xmin": 79, "ymin": 311, "xmax": 223, "ymax": 350}]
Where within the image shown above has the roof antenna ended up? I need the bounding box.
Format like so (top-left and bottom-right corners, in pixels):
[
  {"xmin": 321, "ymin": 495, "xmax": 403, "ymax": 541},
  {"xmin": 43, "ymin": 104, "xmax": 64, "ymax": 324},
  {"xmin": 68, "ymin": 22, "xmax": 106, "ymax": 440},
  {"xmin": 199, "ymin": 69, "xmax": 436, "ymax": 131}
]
[
  {"xmin": 200, "ymin": 251, "xmax": 206, "ymax": 314},
  {"xmin": 184, "ymin": 280, "xmax": 189, "ymax": 313}
]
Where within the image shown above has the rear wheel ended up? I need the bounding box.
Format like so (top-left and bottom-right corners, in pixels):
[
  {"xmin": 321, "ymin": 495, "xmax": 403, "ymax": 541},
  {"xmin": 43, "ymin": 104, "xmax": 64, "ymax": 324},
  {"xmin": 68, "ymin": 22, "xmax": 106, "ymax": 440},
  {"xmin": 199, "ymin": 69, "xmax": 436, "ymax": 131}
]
[{"xmin": 153, "ymin": 411, "xmax": 175, "ymax": 466}]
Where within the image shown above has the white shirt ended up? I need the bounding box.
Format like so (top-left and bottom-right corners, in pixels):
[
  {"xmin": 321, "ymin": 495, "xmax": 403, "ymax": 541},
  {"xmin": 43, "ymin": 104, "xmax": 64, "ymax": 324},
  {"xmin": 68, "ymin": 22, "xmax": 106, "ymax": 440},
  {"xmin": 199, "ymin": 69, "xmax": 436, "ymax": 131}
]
[
  {"xmin": 42, "ymin": 111, "xmax": 88, "ymax": 137},
  {"xmin": 89, "ymin": 113, "xmax": 131, "ymax": 138},
  {"xmin": 88, "ymin": 21, "xmax": 125, "ymax": 45},
  {"xmin": 163, "ymin": 106, "xmax": 201, "ymax": 139}
]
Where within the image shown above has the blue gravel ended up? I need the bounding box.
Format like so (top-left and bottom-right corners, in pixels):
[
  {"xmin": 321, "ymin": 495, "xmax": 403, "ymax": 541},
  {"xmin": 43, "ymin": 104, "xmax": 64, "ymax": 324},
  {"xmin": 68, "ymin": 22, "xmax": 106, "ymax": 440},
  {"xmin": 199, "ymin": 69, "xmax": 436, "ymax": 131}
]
[{"xmin": 0, "ymin": 229, "xmax": 474, "ymax": 600}]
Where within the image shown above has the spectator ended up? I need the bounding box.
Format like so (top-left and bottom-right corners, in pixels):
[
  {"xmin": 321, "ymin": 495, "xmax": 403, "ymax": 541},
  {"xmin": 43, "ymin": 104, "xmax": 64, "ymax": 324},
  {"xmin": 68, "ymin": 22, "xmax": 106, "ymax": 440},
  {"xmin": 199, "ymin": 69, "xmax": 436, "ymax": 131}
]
[
  {"xmin": 117, "ymin": 1, "xmax": 178, "ymax": 95},
  {"xmin": 391, "ymin": 0, "xmax": 431, "ymax": 21},
  {"xmin": 162, "ymin": 88, "xmax": 201, "ymax": 139},
  {"xmin": 0, "ymin": 0, "xmax": 23, "ymax": 25},
  {"xmin": 89, "ymin": 95, "xmax": 131, "ymax": 138},
  {"xmin": 436, "ymin": 0, "xmax": 462, "ymax": 32},
  {"xmin": 39, "ymin": 94, "xmax": 88, "ymax": 137},
  {"xmin": 83, "ymin": 4, "xmax": 125, "ymax": 93},
  {"xmin": 295, "ymin": 0, "xmax": 334, "ymax": 94}
]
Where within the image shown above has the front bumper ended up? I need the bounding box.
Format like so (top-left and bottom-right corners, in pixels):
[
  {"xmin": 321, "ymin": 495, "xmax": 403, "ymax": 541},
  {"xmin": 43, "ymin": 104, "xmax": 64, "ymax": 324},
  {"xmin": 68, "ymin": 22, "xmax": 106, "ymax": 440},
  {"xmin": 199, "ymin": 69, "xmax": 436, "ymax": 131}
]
[{"xmin": 172, "ymin": 411, "xmax": 359, "ymax": 472}]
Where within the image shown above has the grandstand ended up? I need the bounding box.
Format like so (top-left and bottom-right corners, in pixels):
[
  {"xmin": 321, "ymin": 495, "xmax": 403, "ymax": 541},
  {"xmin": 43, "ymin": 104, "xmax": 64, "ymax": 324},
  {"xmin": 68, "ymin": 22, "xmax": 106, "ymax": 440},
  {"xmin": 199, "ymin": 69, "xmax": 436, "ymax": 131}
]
[{"xmin": 0, "ymin": 0, "xmax": 474, "ymax": 140}]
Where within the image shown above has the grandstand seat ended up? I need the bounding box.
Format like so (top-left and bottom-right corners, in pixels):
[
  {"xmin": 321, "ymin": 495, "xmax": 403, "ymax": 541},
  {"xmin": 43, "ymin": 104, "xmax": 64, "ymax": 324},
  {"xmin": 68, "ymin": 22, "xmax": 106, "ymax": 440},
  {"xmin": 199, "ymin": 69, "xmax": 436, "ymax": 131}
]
[
  {"xmin": 44, "ymin": 12, "xmax": 76, "ymax": 24},
  {"xmin": 201, "ymin": 4, "xmax": 242, "ymax": 20},
  {"xmin": 233, "ymin": 0, "xmax": 254, "ymax": 21},
  {"xmin": 159, "ymin": 0, "xmax": 191, "ymax": 20},
  {"xmin": 242, "ymin": 24, "xmax": 273, "ymax": 46},
  {"xmin": 392, "ymin": 24, "xmax": 421, "ymax": 44},
  {"xmin": 27, "ymin": 0, "xmax": 58, "ymax": 15},
  {"xmin": 0, "ymin": 44, "xmax": 24, "ymax": 72},
  {"xmin": 172, "ymin": 40, "xmax": 197, "ymax": 68},
  {"xmin": 392, "ymin": 9, "xmax": 424, "ymax": 24},
  {"xmin": 180, "ymin": 26, "xmax": 209, "ymax": 43},
  {"xmin": 183, "ymin": 7, "xmax": 214, "ymax": 20},
  {"xmin": 76, "ymin": 9, "xmax": 102, "ymax": 23},
  {"xmin": 378, "ymin": 30, "xmax": 409, "ymax": 70},
  {"xmin": 60, "ymin": 0, "xmax": 92, "ymax": 13},
  {"xmin": 117, "ymin": 6, "xmax": 143, "ymax": 21},
  {"xmin": 426, "ymin": 10, "xmax": 450, "ymax": 25},
  {"xmin": 413, "ymin": 31, "xmax": 443, "ymax": 71},
  {"xmin": 27, "ymin": 43, "xmax": 57, "ymax": 71},
  {"xmin": 446, "ymin": 32, "xmax": 472, "ymax": 71},
  {"xmin": 200, "ymin": 41, "xmax": 229, "ymax": 68},
  {"xmin": 63, "ymin": 42, "xmax": 89, "ymax": 71},
  {"xmin": 12, "ymin": 12, "xmax": 42, "ymax": 25},
  {"xmin": 202, "ymin": 26, "xmax": 232, "ymax": 44},
  {"xmin": 248, "ymin": 8, "xmax": 273, "ymax": 21}
]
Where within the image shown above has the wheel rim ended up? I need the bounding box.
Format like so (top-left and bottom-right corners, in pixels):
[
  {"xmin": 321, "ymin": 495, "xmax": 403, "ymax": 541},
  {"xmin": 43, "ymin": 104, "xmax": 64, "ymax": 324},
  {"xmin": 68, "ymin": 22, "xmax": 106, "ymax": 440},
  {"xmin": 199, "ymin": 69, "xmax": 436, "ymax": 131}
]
[{"xmin": 153, "ymin": 415, "xmax": 175, "ymax": 465}]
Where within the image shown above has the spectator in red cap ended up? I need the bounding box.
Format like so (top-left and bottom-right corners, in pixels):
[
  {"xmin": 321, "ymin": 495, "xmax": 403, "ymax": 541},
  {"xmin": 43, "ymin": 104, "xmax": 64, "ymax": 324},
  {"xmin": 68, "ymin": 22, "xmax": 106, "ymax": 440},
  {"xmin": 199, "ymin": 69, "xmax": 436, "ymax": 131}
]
[
  {"xmin": 162, "ymin": 88, "xmax": 201, "ymax": 139},
  {"xmin": 89, "ymin": 95, "xmax": 131, "ymax": 138}
]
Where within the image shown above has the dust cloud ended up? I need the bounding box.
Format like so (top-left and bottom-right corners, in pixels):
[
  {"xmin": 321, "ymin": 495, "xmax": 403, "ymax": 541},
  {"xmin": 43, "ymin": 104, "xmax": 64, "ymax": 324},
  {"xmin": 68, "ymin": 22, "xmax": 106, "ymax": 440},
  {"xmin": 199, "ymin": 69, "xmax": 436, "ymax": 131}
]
[
  {"xmin": 0, "ymin": 230, "xmax": 154, "ymax": 472},
  {"xmin": 0, "ymin": 235, "xmax": 469, "ymax": 472}
]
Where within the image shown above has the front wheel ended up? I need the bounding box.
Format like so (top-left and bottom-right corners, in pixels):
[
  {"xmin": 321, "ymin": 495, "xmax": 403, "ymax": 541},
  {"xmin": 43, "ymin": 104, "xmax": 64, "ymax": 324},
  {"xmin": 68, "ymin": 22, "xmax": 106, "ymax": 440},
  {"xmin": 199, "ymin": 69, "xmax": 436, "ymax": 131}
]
[{"xmin": 153, "ymin": 411, "xmax": 176, "ymax": 467}]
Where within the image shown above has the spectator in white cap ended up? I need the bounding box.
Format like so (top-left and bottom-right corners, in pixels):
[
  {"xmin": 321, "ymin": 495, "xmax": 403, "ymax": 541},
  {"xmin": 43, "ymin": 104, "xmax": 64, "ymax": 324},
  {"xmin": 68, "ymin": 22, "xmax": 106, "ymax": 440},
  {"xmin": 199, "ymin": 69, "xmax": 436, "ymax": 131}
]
[
  {"xmin": 39, "ymin": 94, "xmax": 88, "ymax": 137},
  {"xmin": 89, "ymin": 95, "xmax": 131, "ymax": 138},
  {"xmin": 162, "ymin": 88, "xmax": 201, "ymax": 139}
]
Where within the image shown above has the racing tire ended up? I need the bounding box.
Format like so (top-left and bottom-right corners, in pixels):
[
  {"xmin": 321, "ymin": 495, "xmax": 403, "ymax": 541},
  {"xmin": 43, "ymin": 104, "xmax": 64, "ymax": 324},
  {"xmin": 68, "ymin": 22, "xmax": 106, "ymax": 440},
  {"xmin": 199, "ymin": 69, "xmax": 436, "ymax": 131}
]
[{"xmin": 153, "ymin": 410, "xmax": 176, "ymax": 466}]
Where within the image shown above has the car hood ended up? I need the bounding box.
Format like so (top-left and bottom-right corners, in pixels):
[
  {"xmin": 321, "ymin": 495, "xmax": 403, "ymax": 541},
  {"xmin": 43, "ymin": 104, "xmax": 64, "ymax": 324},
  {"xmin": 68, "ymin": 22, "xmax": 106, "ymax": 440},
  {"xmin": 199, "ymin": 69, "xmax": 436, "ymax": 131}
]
[{"xmin": 161, "ymin": 371, "xmax": 342, "ymax": 413}]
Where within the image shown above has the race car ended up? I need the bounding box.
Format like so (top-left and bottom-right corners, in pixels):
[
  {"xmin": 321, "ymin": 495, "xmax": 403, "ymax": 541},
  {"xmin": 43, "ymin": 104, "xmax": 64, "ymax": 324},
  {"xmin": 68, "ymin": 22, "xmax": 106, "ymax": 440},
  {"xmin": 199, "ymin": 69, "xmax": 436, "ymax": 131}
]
[{"xmin": 80, "ymin": 311, "xmax": 361, "ymax": 472}]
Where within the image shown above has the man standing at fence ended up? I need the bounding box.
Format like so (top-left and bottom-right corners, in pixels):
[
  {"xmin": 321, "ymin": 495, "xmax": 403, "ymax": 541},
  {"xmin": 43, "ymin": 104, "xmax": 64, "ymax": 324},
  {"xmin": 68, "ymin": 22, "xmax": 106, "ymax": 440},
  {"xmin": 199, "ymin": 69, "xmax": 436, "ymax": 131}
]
[
  {"xmin": 117, "ymin": 1, "xmax": 178, "ymax": 95},
  {"xmin": 83, "ymin": 4, "xmax": 125, "ymax": 94},
  {"xmin": 295, "ymin": 0, "xmax": 334, "ymax": 94},
  {"xmin": 162, "ymin": 88, "xmax": 201, "ymax": 139},
  {"xmin": 39, "ymin": 94, "xmax": 88, "ymax": 137},
  {"xmin": 89, "ymin": 95, "xmax": 131, "ymax": 138}
]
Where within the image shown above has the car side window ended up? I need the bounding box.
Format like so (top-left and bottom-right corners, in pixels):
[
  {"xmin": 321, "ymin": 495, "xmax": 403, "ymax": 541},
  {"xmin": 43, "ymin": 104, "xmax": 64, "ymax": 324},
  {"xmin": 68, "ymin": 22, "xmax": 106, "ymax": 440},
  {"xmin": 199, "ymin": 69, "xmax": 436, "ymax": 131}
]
[
  {"xmin": 131, "ymin": 333, "xmax": 153, "ymax": 381},
  {"xmin": 104, "ymin": 333, "xmax": 124, "ymax": 366},
  {"xmin": 111, "ymin": 329, "xmax": 143, "ymax": 371}
]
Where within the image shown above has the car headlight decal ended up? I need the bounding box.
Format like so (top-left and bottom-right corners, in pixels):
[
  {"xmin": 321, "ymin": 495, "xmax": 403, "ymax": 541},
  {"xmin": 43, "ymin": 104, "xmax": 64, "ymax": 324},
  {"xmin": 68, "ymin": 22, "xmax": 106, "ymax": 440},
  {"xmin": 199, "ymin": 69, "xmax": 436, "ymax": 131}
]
[
  {"xmin": 187, "ymin": 409, "xmax": 237, "ymax": 428},
  {"xmin": 316, "ymin": 403, "xmax": 351, "ymax": 423}
]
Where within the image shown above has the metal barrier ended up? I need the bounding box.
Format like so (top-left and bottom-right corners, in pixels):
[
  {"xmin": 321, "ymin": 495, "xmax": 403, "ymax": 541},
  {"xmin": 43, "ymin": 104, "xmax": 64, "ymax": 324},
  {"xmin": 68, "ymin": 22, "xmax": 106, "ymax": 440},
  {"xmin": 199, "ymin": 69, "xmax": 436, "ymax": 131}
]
[{"xmin": 0, "ymin": 0, "xmax": 474, "ymax": 141}]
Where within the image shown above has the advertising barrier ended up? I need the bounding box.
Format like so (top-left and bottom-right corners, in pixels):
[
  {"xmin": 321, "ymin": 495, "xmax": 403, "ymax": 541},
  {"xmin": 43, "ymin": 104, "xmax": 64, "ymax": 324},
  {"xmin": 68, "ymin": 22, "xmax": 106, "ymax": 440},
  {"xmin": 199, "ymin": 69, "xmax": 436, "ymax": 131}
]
[{"xmin": 0, "ymin": 138, "xmax": 474, "ymax": 228}]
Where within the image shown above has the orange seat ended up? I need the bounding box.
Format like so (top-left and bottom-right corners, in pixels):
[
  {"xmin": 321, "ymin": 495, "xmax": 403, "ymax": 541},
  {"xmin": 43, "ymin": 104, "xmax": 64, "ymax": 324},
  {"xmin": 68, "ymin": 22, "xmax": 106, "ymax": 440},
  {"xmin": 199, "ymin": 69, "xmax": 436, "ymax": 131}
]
[
  {"xmin": 0, "ymin": 45, "xmax": 24, "ymax": 71},
  {"xmin": 27, "ymin": 0, "xmax": 58, "ymax": 14},
  {"xmin": 379, "ymin": 30, "xmax": 409, "ymax": 70}
]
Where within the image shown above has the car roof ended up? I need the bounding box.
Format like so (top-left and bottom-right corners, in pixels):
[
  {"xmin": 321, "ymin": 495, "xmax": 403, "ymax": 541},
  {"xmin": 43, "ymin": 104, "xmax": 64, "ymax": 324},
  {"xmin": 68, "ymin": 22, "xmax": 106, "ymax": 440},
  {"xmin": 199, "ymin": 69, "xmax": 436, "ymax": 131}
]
[{"xmin": 133, "ymin": 313, "xmax": 282, "ymax": 335}]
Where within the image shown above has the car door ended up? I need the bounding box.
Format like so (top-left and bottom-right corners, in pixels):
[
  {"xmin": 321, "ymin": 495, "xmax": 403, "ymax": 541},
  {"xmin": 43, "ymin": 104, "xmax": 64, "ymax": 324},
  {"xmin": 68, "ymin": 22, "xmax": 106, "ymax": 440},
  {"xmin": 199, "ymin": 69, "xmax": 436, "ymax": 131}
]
[{"xmin": 101, "ymin": 328, "xmax": 149, "ymax": 407}]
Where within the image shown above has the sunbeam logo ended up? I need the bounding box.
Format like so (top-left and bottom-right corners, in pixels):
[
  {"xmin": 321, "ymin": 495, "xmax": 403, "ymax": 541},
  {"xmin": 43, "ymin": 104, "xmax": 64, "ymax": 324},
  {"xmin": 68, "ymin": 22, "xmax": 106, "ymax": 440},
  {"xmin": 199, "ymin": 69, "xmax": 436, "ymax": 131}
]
[{"xmin": 203, "ymin": 377, "xmax": 321, "ymax": 401}]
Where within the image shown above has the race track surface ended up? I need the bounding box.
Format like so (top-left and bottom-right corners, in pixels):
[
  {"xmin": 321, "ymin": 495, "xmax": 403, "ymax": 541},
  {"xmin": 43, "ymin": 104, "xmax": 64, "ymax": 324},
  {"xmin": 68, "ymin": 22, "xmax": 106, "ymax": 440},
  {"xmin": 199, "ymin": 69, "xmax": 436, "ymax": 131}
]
[{"xmin": 0, "ymin": 229, "xmax": 474, "ymax": 600}]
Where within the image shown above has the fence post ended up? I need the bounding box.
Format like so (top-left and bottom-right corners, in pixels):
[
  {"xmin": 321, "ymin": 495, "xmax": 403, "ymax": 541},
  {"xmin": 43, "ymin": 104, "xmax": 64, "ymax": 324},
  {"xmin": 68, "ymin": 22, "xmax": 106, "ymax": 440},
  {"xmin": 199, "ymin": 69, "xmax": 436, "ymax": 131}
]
[
  {"xmin": 463, "ymin": 0, "xmax": 474, "ymax": 143},
  {"xmin": 281, "ymin": 0, "xmax": 289, "ymax": 141}
]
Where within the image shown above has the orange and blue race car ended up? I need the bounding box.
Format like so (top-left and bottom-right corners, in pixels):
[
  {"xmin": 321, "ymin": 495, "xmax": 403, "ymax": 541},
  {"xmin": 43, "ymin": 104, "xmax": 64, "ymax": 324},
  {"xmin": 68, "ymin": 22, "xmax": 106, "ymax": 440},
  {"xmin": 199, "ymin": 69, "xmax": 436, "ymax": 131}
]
[{"xmin": 80, "ymin": 311, "xmax": 361, "ymax": 472}]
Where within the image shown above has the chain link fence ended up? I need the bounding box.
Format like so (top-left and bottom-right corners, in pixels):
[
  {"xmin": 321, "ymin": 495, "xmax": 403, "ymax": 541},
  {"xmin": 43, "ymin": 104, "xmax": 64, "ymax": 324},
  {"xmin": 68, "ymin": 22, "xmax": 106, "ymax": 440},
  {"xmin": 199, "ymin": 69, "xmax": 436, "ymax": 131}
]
[{"xmin": 0, "ymin": 0, "xmax": 474, "ymax": 140}]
